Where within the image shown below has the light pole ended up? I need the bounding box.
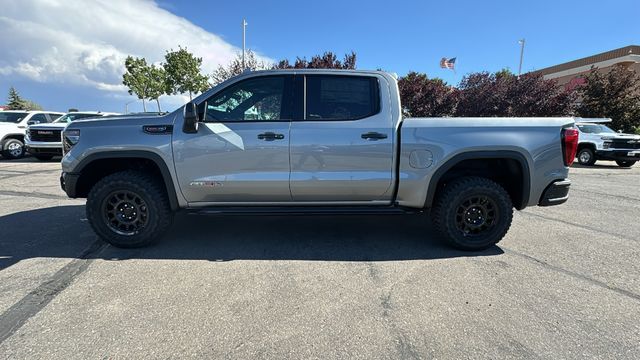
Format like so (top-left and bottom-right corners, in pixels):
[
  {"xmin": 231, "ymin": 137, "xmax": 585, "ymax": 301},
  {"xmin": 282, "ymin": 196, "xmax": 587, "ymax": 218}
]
[
  {"xmin": 518, "ymin": 39, "xmax": 526, "ymax": 78},
  {"xmin": 125, "ymin": 99, "xmax": 137, "ymax": 114},
  {"xmin": 242, "ymin": 19, "xmax": 248, "ymax": 69}
]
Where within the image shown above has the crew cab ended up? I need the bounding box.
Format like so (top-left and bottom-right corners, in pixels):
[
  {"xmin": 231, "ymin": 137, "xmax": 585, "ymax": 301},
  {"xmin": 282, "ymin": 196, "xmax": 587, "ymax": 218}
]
[
  {"xmin": 60, "ymin": 70, "xmax": 578, "ymax": 250},
  {"xmin": 0, "ymin": 110, "xmax": 64, "ymax": 159},
  {"xmin": 25, "ymin": 111, "xmax": 119, "ymax": 160},
  {"xmin": 575, "ymin": 119, "xmax": 640, "ymax": 167}
]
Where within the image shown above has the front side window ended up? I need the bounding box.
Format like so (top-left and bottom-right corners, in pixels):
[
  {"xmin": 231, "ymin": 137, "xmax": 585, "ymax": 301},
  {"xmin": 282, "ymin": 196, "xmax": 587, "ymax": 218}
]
[
  {"xmin": 202, "ymin": 76, "xmax": 290, "ymax": 122},
  {"xmin": 0, "ymin": 112, "xmax": 28, "ymax": 123},
  {"xmin": 305, "ymin": 75, "xmax": 379, "ymax": 120},
  {"xmin": 29, "ymin": 114, "xmax": 48, "ymax": 124}
]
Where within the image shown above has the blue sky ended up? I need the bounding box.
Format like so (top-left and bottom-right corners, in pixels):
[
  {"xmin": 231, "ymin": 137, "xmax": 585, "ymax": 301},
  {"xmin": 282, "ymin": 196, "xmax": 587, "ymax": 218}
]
[{"xmin": 1, "ymin": 0, "xmax": 639, "ymax": 113}]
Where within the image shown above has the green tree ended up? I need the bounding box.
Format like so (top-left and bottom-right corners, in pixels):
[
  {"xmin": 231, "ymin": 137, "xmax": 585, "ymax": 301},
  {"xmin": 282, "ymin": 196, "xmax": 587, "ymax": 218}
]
[
  {"xmin": 6, "ymin": 87, "xmax": 27, "ymax": 110},
  {"xmin": 576, "ymin": 65, "xmax": 640, "ymax": 133},
  {"xmin": 5, "ymin": 87, "xmax": 43, "ymax": 110},
  {"xmin": 122, "ymin": 56, "xmax": 166, "ymax": 112},
  {"xmin": 211, "ymin": 50, "xmax": 268, "ymax": 85},
  {"xmin": 163, "ymin": 46, "xmax": 210, "ymax": 100}
]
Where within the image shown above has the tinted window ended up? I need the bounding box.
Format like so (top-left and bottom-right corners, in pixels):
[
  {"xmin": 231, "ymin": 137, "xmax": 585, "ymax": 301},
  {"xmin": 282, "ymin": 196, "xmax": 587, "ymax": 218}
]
[
  {"xmin": 202, "ymin": 76, "xmax": 290, "ymax": 122},
  {"xmin": 29, "ymin": 114, "xmax": 48, "ymax": 124},
  {"xmin": 305, "ymin": 76, "xmax": 379, "ymax": 120},
  {"xmin": 0, "ymin": 112, "xmax": 28, "ymax": 123}
]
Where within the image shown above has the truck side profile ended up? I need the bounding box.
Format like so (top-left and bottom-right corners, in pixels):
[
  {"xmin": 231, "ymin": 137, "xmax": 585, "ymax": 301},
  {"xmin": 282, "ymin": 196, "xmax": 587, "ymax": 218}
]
[{"xmin": 60, "ymin": 70, "xmax": 577, "ymax": 250}]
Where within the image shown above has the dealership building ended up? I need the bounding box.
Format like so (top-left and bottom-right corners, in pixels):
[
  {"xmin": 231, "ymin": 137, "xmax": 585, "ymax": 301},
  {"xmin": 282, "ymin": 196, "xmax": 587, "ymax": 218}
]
[{"xmin": 532, "ymin": 45, "xmax": 640, "ymax": 91}]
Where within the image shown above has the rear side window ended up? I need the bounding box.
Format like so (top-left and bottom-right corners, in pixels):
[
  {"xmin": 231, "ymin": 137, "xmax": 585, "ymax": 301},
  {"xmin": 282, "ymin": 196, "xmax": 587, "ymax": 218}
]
[{"xmin": 305, "ymin": 75, "xmax": 379, "ymax": 120}]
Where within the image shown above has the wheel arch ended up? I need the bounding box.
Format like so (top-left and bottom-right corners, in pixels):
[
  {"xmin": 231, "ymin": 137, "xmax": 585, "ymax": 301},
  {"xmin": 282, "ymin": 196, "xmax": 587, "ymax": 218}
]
[
  {"xmin": 1, "ymin": 133, "xmax": 25, "ymax": 143},
  {"xmin": 72, "ymin": 150, "xmax": 179, "ymax": 210},
  {"xmin": 424, "ymin": 151, "xmax": 531, "ymax": 210}
]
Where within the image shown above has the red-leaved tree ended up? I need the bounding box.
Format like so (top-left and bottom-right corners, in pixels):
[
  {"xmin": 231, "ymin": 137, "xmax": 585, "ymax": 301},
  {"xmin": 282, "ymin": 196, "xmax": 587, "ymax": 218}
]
[
  {"xmin": 398, "ymin": 72, "xmax": 459, "ymax": 117},
  {"xmin": 455, "ymin": 70, "xmax": 574, "ymax": 117},
  {"xmin": 274, "ymin": 51, "xmax": 356, "ymax": 69}
]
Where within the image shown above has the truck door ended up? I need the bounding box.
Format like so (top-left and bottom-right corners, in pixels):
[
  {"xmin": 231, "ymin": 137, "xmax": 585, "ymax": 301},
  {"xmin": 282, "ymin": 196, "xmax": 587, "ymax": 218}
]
[
  {"xmin": 289, "ymin": 74, "xmax": 395, "ymax": 202},
  {"xmin": 172, "ymin": 75, "xmax": 293, "ymax": 203}
]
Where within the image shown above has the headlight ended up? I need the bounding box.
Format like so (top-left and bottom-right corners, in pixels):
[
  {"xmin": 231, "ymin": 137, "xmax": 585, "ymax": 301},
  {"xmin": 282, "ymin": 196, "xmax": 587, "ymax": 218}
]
[
  {"xmin": 25, "ymin": 129, "xmax": 31, "ymax": 140},
  {"xmin": 603, "ymin": 141, "xmax": 612, "ymax": 149},
  {"xmin": 62, "ymin": 129, "xmax": 80, "ymax": 154}
]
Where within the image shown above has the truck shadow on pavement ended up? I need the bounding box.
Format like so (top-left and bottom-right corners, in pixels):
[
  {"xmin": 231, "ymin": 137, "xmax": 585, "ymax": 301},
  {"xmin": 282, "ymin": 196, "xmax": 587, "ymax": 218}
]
[{"xmin": 0, "ymin": 205, "xmax": 504, "ymax": 270}]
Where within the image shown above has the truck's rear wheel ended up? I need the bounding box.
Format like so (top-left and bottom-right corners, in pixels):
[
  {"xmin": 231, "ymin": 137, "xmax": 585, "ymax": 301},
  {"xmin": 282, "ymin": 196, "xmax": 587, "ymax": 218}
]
[
  {"xmin": 432, "ymin": 176, "xmax": 513, "ymax": 251},
  {"xmin": 86, "ymin": 170, "xmax": 173, "ymax": 248},
  {"xmin": 577, "ymin": 148, "xmax": 596, "ymax": 166},
  {"xmin": 616, "ymin": 160, "xmax": 636, "ymax": 167}
]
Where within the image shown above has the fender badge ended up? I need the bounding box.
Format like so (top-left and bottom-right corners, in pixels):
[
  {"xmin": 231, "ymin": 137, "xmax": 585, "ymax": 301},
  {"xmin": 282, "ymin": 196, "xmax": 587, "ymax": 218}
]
[{"xmin": 190, "ymin": 181, "xmax": 223, "ymax": 188}]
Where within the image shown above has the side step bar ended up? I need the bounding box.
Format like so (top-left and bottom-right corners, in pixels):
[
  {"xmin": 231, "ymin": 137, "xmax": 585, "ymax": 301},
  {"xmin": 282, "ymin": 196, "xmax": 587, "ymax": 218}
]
[{"xmin": 189, "ymin": 206, "xmax": 419, "ymax": 216}]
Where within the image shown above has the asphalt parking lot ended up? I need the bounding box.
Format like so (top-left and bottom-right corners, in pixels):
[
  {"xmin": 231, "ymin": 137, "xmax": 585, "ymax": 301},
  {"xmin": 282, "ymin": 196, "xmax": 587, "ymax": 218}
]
[{"xmin": 0, "ymin": 158, "xmax": 638, "ymax": 359}]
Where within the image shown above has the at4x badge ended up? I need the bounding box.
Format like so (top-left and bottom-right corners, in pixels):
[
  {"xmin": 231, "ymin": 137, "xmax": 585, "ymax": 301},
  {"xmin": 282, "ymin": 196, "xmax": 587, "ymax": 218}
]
[{"xmin": 189, "ymin": 181, "xmax": 223, "ymax": 188}]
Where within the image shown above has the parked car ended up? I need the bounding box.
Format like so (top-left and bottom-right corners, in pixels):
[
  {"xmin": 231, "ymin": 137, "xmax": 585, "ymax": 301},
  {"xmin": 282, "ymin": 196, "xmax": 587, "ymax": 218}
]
[
  {"xmin": 575, "ymin": 119, "xmax": 640, "ymax": 167},
  {"xmin": 25, "ymin": 111, "xmax": 119, "ymax": 161},
  {"xmin": 0, "ymin": 110, "xmax": 64, "ymax": 159},
  {"xmin": 60, "ymin": 70, "xmax": 577, "ymax": 250}
]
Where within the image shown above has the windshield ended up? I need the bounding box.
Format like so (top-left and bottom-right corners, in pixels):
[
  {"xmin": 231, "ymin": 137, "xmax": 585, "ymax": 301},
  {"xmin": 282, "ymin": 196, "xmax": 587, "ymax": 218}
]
[
  {"xmin": 577, "ymin": 124, "xmax": 616, "ymax": 134},
  {"xmin": 54, "ymin": 113, "xmax": 102, "ymax": 123},
  {"xmin": 0, "ymin": 112, "xmax": 29, "ymax": 123}
]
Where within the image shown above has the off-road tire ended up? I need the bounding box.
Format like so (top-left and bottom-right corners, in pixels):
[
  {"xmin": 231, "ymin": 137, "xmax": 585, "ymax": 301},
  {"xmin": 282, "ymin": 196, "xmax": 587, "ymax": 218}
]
[
  {"xmin": 33, "ymin": 155, "xmax": 54, "ymax": 161},
  {"xmin": 616, "ymin": 160, "xmax": 636, "ymax": 168},
  {"xmin": 86, "ymin": 170, "xmax": 173, "ymax": 248},
  {"xmin": 577, "ymin": 148, "xmax": 596, "ymax": 166},
  {"xmin": 431, "ymin": 176, "xmax": 513, "ymax": 251},
  {"xmin": 1, "ymin": 138, "xmax": 25, "ymax": 159}
]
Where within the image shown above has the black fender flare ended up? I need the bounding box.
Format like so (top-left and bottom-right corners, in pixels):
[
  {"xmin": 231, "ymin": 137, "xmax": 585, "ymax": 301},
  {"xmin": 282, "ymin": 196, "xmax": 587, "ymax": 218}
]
[
  {"xmin": 73, "ymin": 150, "xmax": 180, "ymax": 210},
  {"xmin": 424, "ymin": 151, "xmax": 531, "ymax": 210}
]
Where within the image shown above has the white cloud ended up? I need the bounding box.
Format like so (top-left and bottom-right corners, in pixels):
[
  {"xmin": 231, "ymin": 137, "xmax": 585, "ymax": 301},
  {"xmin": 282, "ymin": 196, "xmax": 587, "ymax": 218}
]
[{"xmin": 0, "ymin": 0, "xmax": 268, "ymax": 109}]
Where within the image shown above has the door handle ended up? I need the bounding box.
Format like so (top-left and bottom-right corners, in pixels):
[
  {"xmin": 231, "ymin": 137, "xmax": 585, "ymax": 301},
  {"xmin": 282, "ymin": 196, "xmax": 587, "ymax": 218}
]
[
  {"xmin": 361, "ymin": 132, "xmax": 388, "ymax": 140},
  {"xmin": 257, "ymin": 132, "xmax": 285, "ymax": 141}
]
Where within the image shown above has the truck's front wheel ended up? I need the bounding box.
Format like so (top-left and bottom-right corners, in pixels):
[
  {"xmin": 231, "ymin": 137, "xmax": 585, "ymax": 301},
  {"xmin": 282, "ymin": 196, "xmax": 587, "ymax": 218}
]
[
  {"xmin": 432, "ymin": 176, "xmax": 513, "ymax": 251},
  {"xmin": 86, "ymin": 171, "xmax": 173, "ymax": 248}
]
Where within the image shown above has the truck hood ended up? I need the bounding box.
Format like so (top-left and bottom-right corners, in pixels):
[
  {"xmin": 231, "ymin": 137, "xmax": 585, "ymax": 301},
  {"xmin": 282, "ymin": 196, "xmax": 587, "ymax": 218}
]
[
  {"xmin": 70, "ymin": 113, "xmax": 172, "ymax": 128},
  {"xmin": 28, "ymin": 123, "xmax": 68, "ymax": 130},
  {"xmin": 600, "ymin": 133, "xmax": 640, "ymax": 140}
]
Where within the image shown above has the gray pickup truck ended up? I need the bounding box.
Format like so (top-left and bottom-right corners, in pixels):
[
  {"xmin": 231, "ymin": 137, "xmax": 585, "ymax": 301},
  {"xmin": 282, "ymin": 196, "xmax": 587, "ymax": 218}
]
[{"xmin": 60, "ymin": 70, "xmax": 577, "ymax": 250}]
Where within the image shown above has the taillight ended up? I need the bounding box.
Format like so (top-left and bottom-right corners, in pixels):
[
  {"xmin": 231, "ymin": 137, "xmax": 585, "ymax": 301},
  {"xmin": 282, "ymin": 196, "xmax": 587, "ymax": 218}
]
[{"xmin": 561, "ymin": 127, "xmax": 579, "ymax": 166}]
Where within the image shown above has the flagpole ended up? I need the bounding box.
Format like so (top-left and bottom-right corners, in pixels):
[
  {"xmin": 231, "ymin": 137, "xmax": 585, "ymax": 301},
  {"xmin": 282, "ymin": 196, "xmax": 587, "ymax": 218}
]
[
  {"xmin": 242, "ymin": 19, "xmax": 248, "ymax": 69},
  {"xmin": 518, "ymin": 39, "xmax": 525, "ymax": 78}
]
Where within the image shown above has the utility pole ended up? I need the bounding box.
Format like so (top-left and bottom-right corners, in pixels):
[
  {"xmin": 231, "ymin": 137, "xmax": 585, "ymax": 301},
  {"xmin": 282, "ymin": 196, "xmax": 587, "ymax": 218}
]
[
  {"xmin": 242, "ymin": 19, "xmax": 248, "ymax": 69},
  {"xmin": 518, "ymin": 39, "xmax": 526, "ymax": 78}
]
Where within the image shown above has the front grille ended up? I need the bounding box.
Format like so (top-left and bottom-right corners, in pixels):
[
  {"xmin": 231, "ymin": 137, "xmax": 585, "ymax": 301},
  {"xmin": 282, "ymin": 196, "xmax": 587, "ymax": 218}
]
[{"xmin": 30, "ymin": 129, "xmax": 62, "ymax": 142}]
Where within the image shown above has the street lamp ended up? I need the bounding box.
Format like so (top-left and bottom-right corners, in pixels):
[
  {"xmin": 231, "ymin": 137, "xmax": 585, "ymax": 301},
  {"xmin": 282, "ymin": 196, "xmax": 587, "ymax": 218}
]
[
  {"xmin": 518, "ymin": 39, "xmax": 526, "ymax": 78},
  {"xmin": 125, "ymin": 99, "xmax": 138, "ymax": 114}
]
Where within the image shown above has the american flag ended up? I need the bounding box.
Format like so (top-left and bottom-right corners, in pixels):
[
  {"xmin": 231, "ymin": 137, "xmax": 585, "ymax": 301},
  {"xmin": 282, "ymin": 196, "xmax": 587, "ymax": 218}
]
[{"xmin": 440, "ymin": 57, "xmax": 456, "ymax": 70}]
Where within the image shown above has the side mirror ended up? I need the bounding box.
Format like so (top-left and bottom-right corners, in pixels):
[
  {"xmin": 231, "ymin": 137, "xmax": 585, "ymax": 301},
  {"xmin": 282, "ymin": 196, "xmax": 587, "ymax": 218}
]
[
  {"xmin": 183, "ymin": 102, "xmax": 199, "ymax": 134},
  {"xmin": 618, "ymin": 130, "xmax": 623, "ymax": 133}
]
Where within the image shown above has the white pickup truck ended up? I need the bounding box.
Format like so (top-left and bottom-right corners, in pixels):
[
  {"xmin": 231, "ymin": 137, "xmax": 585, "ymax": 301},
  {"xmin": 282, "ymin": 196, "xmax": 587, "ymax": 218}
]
[
  {"xmin": 25, "ymin": 111, "xmax": 118, "ymax": 160},
  {"xmin": 0, "ymin": 110, "xmax": 64, "ymax": 159},
  {"xmin": 60, "ymin": 70, "xmax": 578, "ymax": 250}
]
